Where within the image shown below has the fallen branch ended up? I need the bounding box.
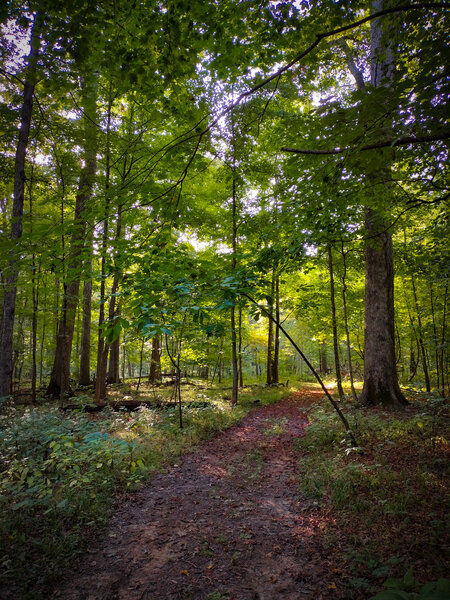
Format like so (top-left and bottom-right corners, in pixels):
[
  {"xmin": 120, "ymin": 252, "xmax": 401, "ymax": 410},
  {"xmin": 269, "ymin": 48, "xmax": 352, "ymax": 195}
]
[{"xmin": 242, "ymin": 293, "xmax": 358, "ymax": 447}]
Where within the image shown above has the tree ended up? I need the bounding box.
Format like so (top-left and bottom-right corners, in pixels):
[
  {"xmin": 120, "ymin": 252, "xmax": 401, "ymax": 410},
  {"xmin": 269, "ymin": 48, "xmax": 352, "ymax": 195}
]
[
  {"xmin": 47, "ymin": 70, "xmax": 99, "ymax": 398},
  {"xmin": 0, "ymin": 13, "xmax": 42, "ymax": 398}
]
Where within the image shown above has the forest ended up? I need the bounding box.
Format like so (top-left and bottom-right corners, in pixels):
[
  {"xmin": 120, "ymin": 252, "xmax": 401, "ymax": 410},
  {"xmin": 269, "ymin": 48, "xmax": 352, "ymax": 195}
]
[{"xmin": 0, "ymin": 1, "xmax": 448, "ymax": 599}]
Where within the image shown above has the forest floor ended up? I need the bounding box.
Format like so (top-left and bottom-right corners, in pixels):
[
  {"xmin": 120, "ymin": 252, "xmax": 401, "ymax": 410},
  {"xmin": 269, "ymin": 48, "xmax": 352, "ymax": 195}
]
[{"xmin": 50, "ymin": 388, "xmax": 347, "ymax": 600}]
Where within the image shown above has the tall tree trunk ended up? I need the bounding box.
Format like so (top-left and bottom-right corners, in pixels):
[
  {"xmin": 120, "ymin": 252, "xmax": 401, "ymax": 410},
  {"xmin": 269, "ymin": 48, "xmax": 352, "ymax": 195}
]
[
  {"xmin": 340, "ymin": 242, "xmax": 358, "ymax": 402},
  {"xmin": 136, "ymin": 338, "xmax": 145, "ymax": 392},
  {"xmin": 439, "ymin": 279, "xmax": 448, "ymax": 396},
  {"xmin": 79, "ymin": 235, "xmax": 93, "ymax": 385},
  {"xmin": 94, "ymin": 90, "xmax": 113, "ymax": 403},
  {"xmin": 29, "ymin": 167, "xmax": 39, "ymax": 404},
  {"xmin": 238, "ymin": 306, "xmax": 244, "ymax": 388},
  {"xmin": 107, "ymin": 337, "xmax": 121, "ymax": 383},
  {"xmin": 359, "ymin": 1, "xmax": 406, "ymax": 407},
  {"xmin": 148, "ymin": 334, "xmax": 162, "ymax": 383},
  {"xmin": 429, "ymin": 280, "xmax": 440, "ymax": 392},
  {"xmin": 360, "ymin": 209, "xmax": 406, "ymax": 406},
  {"xmin": 230, "ymin": 153, "xmax": 238, "ymax": 406},
  {"xmin": 266, "ymin": 271, "xmax": 275, "ymax": 385},
  {"xmin": 411, "ymin": 275, "xmax": 430, "ymax": 392},
  {"xmin": 47, "ymin": 72, "xmax": 98, "ymax": 398},
  {"xmin": 39, "ymin": 283, "xmax": 46, "ymax": 386},
  {"xmin": 271, "ymin": 273, "xmax": 280, "ymax": 384},
  {"xmin": 0, "ymin": 16, "xmax": 41, "ymax": 398},
  {"xmin": 328, "ymin": 245, "xmax": 344, "ymax": 400}
]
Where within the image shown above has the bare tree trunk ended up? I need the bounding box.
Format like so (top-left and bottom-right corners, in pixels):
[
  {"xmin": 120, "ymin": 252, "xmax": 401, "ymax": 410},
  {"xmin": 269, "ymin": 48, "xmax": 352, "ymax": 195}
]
[
  {"xmin": 148, "ymin": 334, "xmax": 162, "ymax": 383},
  {"xmin": 360, "ymin": 209, "xmax": 406, "ymax": 406},
  {"xmin": 266, "ymin": 271, "xmax": 275, "ymax": 385},
  {"xmin": 94, "ymin": 90, "xmax": 113, "ymax": 403},
  {"xmin": 48, "ymin": 72, "xmax": 98, "ymax": 398},
  {"xmin": 0, "ymin": 16, "xmax": 41, "ymax": 398},
  {"xmin": 271, "ymin": 273, "xmax": 280, "ymax": 384},
  {"xmin": 136, "ymin": 338, "xmax": 145, "ymax": 392},
  {"xmin": 429, "ymin": 280, "xmax": 440, "ymax": 391},
  {"xmin": 340, "ymin": 242, "xmax": 358, "ymax": 402},
  {"xmin": 359, "ymin": 1, "xmax": 406, "ymax": 407},
  {"xmin": 439, "ymin": 279, "xmax": 448, "ymax": 396},
  {"xmin": 79, "ymin": 235, "xmax": 93, "ymax": 385},
  {"xmin": 39, "ymin": 283, "xmax": 46, "ymax": 386},
  {"xmin": 328, "ymin": 245, "xmax": 345, "ymax": 400},
  {"xmin": 107, "ymin": 337, "xmax": 121, "ymax": 383},
  {"xmin": 238, "ymin": 306, "xmax": 244, "ymax": 388},
  {"xmin": 411, "ymin": 275, "xmax": 430, "ymax": 392},
  {"xmin": 230, "ymin": 156, "xmax": 238, "ymax": 406}
]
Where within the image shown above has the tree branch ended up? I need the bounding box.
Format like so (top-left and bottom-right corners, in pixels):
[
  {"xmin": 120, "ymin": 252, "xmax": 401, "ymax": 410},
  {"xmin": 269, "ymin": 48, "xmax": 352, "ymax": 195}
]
[
  {"xmin": 141, "ymin": 2, "xmax": 450, "ymax": 201},
  {"xmin": 242, "ymin": 292, "xmax": 358, "ymax": 447},
  {"xmin": 282, "ymin": 132, "xmax": 450, "ymax": 155}
]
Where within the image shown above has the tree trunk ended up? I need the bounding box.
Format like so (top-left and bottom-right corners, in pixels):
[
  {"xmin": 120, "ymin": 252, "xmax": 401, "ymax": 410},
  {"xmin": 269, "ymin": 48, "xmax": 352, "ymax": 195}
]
[
  {"xmin": 360, "ymin": 209, "xmax": 407, "ymax": 406},
  {"xmin": 230, "ymin": 150, "xmax": 238, "ymax": 406},
  {"xmin": 266, "ymin": 271, "xmax": 275, "ymax": 385},
  {"xmin": 328, "ymin": 245, "xmax": 344, "ymax": 400},
  {"xmin": 411, "ymin": 275, "xmax": 430, "ymax": 392},
  {"xmin": 340, "ymin": 242, "xmax": 358, "ymax": 402},
  {"xmin": 94, "ymin": 89, "xmax": 113, "ymax": 403},
  {"xmin": 79, "ymin": 241, "xmax": 93, "ymax": 385},
  {"xmin": 271, "ymin": 273, "xmax": 280, "ymax": 384},
  {"xmin": 360, "ymin": 1, "xmax": 407, "ymax": 407},
  {"xmin": 148, "ymin": 334, "xmax": 162, "ymax": 383},
  {"xmin": 238, "ymin": 306, "xmax": 244, "ymax": 388},
  {"xmin": 107, "ymin": 337, "xmax": 121, "ymax": 383},
  {"xmin": 47, "ymin": 72, "xmax": 98, "ymax": 398},
  {"xmin": 0, "ymin": 16, "xmax": 41, "ymax": 398}
]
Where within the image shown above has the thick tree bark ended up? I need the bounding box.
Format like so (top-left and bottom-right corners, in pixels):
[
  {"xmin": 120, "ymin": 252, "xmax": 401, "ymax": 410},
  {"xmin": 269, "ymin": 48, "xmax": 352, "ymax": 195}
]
[
  {"xmin": 0, "ymin": 17, "xmax": 41, "ymax": 398},
  {"xmin": 359, "ymin": 0, "xmax": 407, "ymax": 407},
  {"xmin": 47, "ymin": 73, "xmax": 98, "ymax": 398},
  {"xmin": 359, "ymin": 209, "xmax": 407, "ymax": 406},
  {"xmin": 107, "ymin": 337, "xmax": 121, "ymax": 383},
  {"xmin": 148, "ymin": 334, "xmax": 162, "ymax": 383},
  {"xmin": 327, "ymin": 245, "xmax": 345, "ymax": 400}
]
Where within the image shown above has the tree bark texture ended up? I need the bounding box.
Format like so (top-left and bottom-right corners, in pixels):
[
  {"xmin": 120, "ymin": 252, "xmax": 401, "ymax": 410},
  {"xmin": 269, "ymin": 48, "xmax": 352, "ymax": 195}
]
[
  {"xmin": 47, "ymin": 73, "xmax": 98, "ymax": 398},
  {"xmin": 360, "ymin": 210, "xmax": 406, "ymax": 406},
  {"xmin": 107, "ymin": 337, "xmax": 121, "ymax": 384},
  {"xmin": 359, "ymin": 0, "xmax": 407, "ymax": 407},
  {"xmin": 148, "ymin": 334, "xmax": 162, "ymax": 383},
  {"xmin": 0, "ymin": 17, "xmax": 41, "ymax": 398}
]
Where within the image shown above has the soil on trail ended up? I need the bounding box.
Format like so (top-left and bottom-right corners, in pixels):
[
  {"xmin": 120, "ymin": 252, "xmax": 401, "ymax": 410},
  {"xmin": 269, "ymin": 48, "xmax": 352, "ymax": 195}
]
[{"xmin": 53, "ymin": 392, "xmax": 341, "ymax": 600}]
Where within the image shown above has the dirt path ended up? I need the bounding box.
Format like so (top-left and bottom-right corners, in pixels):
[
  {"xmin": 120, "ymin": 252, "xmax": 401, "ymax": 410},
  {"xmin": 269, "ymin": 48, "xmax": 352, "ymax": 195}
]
[{"xmin": 53, "ymin": 392, "xmax": 341, "ymax": 600}]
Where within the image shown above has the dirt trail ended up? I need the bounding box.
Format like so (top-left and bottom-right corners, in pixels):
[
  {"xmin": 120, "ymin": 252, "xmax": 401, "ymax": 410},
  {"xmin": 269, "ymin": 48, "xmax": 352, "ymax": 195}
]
[{"xmin": 53, "ymin": 392, "xmax": 341, "ymax": 600}]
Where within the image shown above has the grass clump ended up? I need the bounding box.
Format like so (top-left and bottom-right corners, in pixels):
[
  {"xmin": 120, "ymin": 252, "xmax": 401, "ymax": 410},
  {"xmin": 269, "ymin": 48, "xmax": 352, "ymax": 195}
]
[{"xmin": 296, "ymin": 395, "xmax": 449, "ymax": 598}]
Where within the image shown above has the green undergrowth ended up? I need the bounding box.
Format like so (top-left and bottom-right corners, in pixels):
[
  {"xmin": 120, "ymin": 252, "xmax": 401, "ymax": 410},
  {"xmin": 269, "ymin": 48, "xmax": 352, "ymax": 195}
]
[
  {"xmin": 0, "ymin": 382, "xmax": 291, "ymax": 598},
  {"xmin": 296, "ymin": 393, "xmax": 449, "ymax": 599}
]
